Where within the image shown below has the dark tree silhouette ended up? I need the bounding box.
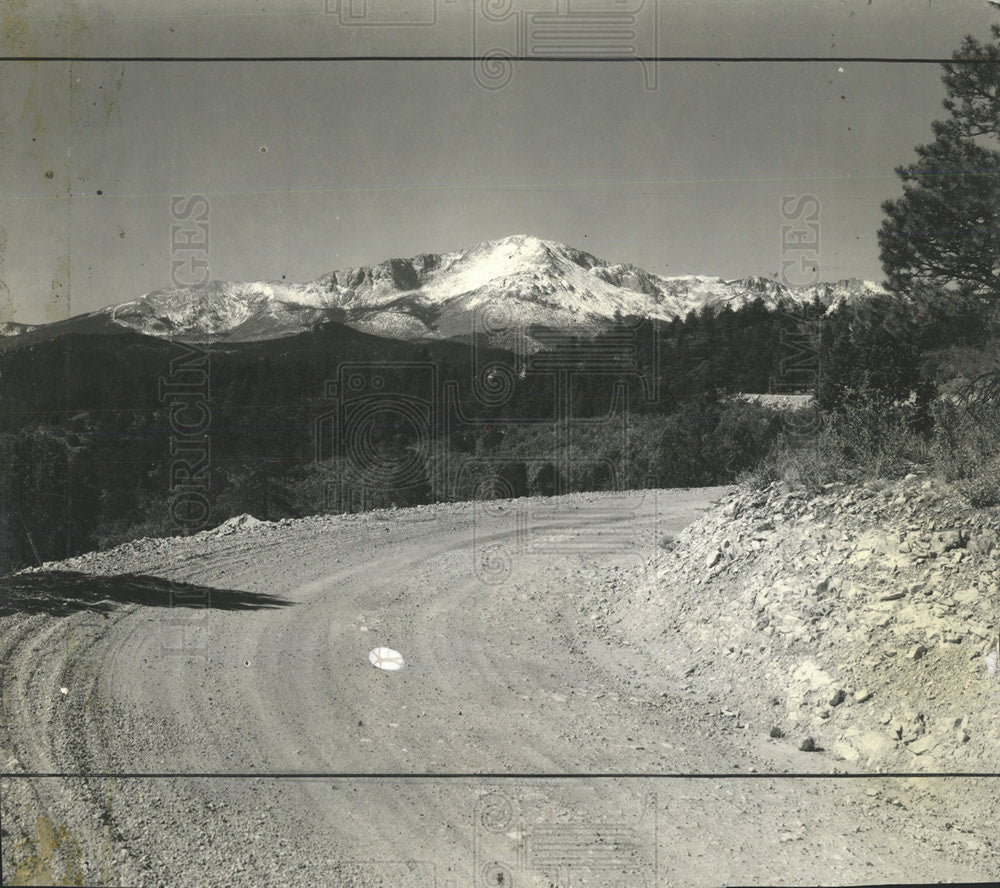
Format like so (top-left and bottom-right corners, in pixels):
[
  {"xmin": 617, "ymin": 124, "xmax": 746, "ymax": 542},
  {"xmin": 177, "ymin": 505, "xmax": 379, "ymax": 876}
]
[{"xmin": 878, "ymin": 27, "xmax": 1000, "ymax": 306}]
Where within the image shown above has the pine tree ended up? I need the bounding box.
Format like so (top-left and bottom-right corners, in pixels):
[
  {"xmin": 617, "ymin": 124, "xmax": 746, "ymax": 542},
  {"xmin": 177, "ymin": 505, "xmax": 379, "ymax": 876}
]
[{"xmin": 878, "ymin": 27, "xmax": 1000, "ymax": 306}]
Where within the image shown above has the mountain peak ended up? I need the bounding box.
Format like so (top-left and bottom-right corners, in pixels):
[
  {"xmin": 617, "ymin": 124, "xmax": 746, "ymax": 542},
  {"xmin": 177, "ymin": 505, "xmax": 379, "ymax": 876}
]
[
  {"xmin": 449, "ymin": 234, "xmax": 600, "ymax": 270},
  {"xmin": 2, "ymin": 237, "xmax": 887, "ymax": 347}
]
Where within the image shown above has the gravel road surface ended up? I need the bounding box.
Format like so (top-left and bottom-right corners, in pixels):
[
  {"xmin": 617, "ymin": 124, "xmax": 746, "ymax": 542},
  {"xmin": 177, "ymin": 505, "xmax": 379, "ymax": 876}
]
[{"xmin": 1, "ymin": 489, "xmax": 992, "ymax": 886}]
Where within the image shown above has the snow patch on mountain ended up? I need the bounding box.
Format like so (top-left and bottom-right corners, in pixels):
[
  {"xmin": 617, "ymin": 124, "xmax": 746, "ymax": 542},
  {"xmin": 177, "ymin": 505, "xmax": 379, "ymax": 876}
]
[{"xmin": 0, "ymin": 322, "xmax": 38, "ymax": 337}]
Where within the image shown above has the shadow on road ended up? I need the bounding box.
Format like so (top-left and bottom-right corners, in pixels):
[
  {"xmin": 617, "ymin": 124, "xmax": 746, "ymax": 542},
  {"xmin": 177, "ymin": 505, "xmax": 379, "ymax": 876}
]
[{"xmin": 0, "ymin": 570, "xmax": 292, "ymax": 617}]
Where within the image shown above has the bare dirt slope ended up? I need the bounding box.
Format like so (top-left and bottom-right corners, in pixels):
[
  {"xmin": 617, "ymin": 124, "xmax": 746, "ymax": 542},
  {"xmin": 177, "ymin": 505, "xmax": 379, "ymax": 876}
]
[{"xmin": 1, "ymin": 488, "xmax": 996, "ymax": 886}]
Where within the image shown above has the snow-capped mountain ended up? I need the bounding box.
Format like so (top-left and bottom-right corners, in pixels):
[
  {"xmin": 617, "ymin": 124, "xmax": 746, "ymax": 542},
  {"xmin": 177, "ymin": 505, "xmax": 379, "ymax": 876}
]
[
  {"xmin": 0, "ymin": 321, "xmax": 39, "ymax": 337},
  {"xmin": 2, "ymin": 235, "xmax": 888, "ymax": 347}
]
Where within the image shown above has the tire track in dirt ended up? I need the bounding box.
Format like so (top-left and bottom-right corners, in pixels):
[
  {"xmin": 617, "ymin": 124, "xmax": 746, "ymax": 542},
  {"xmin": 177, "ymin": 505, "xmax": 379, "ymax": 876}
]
[{"xmin": 2, "ymin": 489, "xmax": 995, "ymax": 886}]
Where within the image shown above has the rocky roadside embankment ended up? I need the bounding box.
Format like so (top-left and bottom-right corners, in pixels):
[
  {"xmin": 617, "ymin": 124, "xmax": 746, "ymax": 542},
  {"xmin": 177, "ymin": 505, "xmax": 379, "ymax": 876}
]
[
  {"xmin": 4, "ymin": 486, "xmax": 1000, "ymax": 882},
  {"xmin": 600, "ymin": 469, "xmax": 1000, "ymax": 773}
]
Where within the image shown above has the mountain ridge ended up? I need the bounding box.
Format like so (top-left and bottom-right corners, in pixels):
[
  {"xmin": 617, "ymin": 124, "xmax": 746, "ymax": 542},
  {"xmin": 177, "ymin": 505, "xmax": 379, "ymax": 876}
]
[{"xmin": 2, "ymin": 235, "xmax": 888, "ymax": 347}]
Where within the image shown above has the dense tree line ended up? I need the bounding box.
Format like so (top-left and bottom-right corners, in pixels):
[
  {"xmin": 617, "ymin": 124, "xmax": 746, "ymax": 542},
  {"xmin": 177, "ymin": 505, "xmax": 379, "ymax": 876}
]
[
  {"xmin": 0, "ymin": 301, "xmax": 821, "ymax": 572},
  {"xmin": 1, "ymin": 281, "xmax": 994, "ymax": 574}
]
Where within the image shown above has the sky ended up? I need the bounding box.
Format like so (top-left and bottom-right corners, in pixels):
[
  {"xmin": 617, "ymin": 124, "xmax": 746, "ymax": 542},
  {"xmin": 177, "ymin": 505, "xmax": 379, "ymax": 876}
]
[{"xmin": 2, "ymin": 0, "xmax": 999, "ymax": 325}]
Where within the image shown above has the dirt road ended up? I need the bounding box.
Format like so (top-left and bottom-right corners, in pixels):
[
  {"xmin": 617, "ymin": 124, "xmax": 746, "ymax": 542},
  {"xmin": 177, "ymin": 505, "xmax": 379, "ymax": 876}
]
[{"xmin": 1, "ymin": 489, "xmax": 993, "ymax": 886}]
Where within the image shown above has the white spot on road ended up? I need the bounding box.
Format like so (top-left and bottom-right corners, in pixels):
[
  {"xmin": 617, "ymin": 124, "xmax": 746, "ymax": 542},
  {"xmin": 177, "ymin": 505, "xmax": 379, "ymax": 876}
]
[{"xmin": 369, "ymin": 647, "xmax": 405, "ymax": 671}]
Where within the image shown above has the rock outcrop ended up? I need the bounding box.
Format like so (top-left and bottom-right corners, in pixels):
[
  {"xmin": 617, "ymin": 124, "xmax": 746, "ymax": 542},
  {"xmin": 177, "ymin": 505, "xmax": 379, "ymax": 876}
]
[{"xmin": 609, "ymin": 469, "xmax": 1000, "ymax": 771}]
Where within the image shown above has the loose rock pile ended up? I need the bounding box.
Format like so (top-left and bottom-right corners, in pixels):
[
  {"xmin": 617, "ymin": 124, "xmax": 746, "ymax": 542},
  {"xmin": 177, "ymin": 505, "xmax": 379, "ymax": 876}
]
[
  {"xmin": 209, "ymin": 513, "xmax": 278, "ymax": 535},
  {"xmin": 613, "ymin": 470, "xmax": 1000, "ymax": 771}
]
